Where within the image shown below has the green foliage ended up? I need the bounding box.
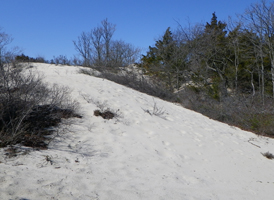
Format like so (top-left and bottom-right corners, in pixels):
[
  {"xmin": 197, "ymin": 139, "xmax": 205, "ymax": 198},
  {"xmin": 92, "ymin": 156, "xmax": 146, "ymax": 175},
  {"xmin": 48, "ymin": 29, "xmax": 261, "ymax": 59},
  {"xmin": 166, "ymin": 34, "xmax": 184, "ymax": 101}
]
[
  {"xmin": 15, "ymin": 54, "xmax": 47, "ymax": 63},
  {"xmin": 155, "ymin": 27, "xmax": 175, "ymax": 63},
  {"xmin": 244, "ymin": 113, "xmax": 274, "ymax": 136},
  {"xmin": 141, "ymin": 27, "xmax": 186, "ymax": 92},
  {"xmin": 205, "ymin": 12, "xmax": 227, "ymax": 36},
  {"xmin": 141, "ymin": 27, "xmax": 174, "ymax": 68},
  {"xmin": 140, "ymin": 7, "xmax": 274, "ymax": 138},
  {"xmin": 207, "ymin": 83, "xmax": 220, "ymax": 101}
]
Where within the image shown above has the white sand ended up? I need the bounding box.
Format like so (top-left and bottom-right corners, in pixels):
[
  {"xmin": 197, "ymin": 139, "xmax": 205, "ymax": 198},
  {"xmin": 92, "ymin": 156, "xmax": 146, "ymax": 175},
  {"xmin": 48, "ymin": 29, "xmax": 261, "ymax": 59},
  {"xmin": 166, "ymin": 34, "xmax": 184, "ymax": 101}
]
[{"xmin": 1, "ymin": 63, "xmax": 274, "ymax": 200}]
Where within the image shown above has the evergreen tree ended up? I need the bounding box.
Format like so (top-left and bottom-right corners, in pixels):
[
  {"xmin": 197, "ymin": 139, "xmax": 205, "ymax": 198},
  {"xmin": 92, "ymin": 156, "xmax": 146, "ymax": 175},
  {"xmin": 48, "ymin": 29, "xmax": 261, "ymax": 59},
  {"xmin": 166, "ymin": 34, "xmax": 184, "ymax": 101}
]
[
  {"xmin": 141, "ymin": 27, "xmax": 185, "ymax": 91},
  {"xmin": 201, "ymin": 12, "xmax": 230, "ymax": 99}
]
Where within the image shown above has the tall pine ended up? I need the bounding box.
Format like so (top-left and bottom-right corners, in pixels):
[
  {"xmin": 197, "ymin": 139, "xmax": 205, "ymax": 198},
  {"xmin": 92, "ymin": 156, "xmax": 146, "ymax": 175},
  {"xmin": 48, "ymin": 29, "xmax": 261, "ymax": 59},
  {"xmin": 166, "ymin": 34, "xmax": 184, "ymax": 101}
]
[{"xmin": 141, "ymin": 27, "xmax": 180, "ymax": 91}]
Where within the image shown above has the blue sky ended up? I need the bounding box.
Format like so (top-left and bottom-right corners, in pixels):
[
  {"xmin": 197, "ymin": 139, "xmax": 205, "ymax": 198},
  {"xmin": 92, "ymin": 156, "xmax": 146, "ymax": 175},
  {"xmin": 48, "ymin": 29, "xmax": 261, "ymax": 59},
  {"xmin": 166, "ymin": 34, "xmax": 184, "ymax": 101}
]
[{"xmin": 0, "ymin": 0, "xmax": 260, "ymax": 60}]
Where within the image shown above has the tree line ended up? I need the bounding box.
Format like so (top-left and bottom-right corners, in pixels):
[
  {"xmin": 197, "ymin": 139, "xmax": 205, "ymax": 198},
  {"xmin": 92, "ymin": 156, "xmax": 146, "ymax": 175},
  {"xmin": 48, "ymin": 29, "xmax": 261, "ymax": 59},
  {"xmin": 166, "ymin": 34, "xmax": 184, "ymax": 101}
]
[
  {"xmin": 8, "ymin": 1, "xmax": 274, "ymax": 105},
  {"xmin": 140, "ymin": 0, "xmax": 274, "ymax": 104}
]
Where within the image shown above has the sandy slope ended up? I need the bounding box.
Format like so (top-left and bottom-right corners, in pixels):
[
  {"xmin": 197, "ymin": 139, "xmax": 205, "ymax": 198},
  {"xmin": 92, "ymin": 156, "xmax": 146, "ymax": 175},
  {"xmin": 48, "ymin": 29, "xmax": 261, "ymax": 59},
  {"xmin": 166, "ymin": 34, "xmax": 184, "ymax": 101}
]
[{"xmin": 1, "ymin": 63, "xmax": 274, "ymax": 200}]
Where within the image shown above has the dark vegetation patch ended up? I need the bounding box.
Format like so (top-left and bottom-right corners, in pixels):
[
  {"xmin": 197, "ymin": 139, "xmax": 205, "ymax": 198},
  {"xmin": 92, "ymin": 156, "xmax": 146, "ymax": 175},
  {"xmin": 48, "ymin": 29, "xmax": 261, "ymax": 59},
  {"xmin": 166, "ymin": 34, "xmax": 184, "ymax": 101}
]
[
  {"xmin": 80, "ymin": 67, "xmax": 177, "ymax": 103},
  {"xmin": 1, "ymin": 103, "xmax": 81, "ymax": 149},
  {"xmin": 21, "ymin": 105, "xmax": 81, "ymax": 148},
  {"xmin": 179, "ymin": 87, "xmax": 274, "ymax": 137},
  {"xmin": 0, "ymin": 65, "xmax": 80, "ymax": 150},
  {"xmin": 94, "ymin": 109, "xmax": 115, "ymax": 120},
  {"xmin": 100, "ymin": 72, "xmax": 177, "ymax": 102},
  {"xmin": 262, "ymin": 152, "xmax": 274, "ymax": 160}
]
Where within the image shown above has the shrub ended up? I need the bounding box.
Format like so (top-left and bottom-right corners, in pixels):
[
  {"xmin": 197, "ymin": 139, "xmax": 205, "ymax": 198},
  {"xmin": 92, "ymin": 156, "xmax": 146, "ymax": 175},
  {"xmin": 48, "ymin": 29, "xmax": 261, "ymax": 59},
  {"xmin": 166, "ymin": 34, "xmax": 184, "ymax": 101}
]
[
  {"xmin": 0, "ymin": 64, "xmax": 80, "ymax": 148},
  {"xmin": 15, "ymin": 54, "xmax": 47, "ymax": 63},
  {"xmin": 94, "ymin": 109, "xmax": 115, "ymax": 119},
  {"xmin": 80, "ymin": 66, "xmax": 177, "ymax": 102},
  {"xmin": 262, "ymin": 152, "xmax": 274, "ymax": 160},
  {"xmin": 179, "ymin": 86, "xmax": 274, "ymax": 137}
]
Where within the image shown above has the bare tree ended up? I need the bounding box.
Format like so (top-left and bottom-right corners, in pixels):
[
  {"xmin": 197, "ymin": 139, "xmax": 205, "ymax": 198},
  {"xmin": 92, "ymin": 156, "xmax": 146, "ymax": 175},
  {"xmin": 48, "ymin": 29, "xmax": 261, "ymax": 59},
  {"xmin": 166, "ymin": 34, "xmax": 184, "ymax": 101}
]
[
  {"xmin": 52, "ymin": 55, "xmax": 71, "ymax": 65},
  {"xmin": 227, "ymin": 17, "xmax": 242, "ymax": 93},
  {"xmin": 0, "ymin": 28, "xmax": 21, "ymax": 67},
  {"xmin": 109, "ymin": 40, "xmax": 141, "ymax": 68},
  {"xmin": 91, "ymin": 26, "xmax": 104, "ymax": 66},
  {"xmin": 0, "ymin": 28, "xmax": 13, "ymax": 61},
  {"xmin": 74, "ymin": 19, "xmax": 139, "ymax": 69},
  {"xmin": 73, "ymin": 32, "xmax": 91, "ymax": 66},
  {"xmin": 101, "ymin": 18, "xmax": 116, "ymax": 66},
  {"xmin": 243, "ymin": 0, "xmax": 274, "ymax": 98}
]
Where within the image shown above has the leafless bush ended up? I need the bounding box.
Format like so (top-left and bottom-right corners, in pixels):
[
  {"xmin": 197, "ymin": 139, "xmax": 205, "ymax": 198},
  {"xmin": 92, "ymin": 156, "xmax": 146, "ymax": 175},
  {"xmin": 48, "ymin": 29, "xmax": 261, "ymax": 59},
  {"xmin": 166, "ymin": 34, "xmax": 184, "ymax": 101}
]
[
  {"xmin": 0, "ymin": 64, "xmax": 80, "ymax": 148},
  {"xmin": 143, "ymin": 99, "xmax": 166, "ymax": 118},
  {"xmin": 93, "ymin": 99, "xmax": 109, "ymax": 112},
  {"xmin": 152, "ymin": 101, "xmax": 166, "ymax": 117},
  {"xmin": 51, "ymin": 55, "xmax": 71, "ymax": 65},
  {"xmin": 81, "ymin": 94, "xmax": 109, "ymax": 111},
  {"xmin": 78, "ymin": 62, "xmax": 177, "ymax": 102},
  {"xmin": 179, "ymin": 86, "xmax": 274, "ymax": 137},
  {"xmin": 78, "ymin": 67, "xmax": 102, "ymax": 77},
  {"xmin": 81, "ymin": 94, "xmax": 122, "ymax": 120},
  {"xmin": 95, "ymin": 68, "xmax": 177, "ymax": 102}
]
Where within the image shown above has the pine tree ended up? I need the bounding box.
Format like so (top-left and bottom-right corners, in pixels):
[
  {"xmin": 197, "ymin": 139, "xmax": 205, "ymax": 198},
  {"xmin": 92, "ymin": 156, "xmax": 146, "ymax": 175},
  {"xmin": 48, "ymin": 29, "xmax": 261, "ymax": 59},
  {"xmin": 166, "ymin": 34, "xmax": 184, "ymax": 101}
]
[
  {"xmin": 201, "ymin": 12, "xmax": 230, "ymax": 99},
  {"xmin": 155, "ymin": 27, "xmax": 174, "ymax": 64},
  {"xmin": 141, "ymin": 27, "xmax": 184, "ymax": 91}
]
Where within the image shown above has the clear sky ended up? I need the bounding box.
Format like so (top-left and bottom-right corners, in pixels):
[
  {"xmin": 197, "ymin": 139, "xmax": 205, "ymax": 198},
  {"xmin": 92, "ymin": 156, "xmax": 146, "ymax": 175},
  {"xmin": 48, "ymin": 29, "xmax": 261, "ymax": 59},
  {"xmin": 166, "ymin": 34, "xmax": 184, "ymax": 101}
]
[{"xmin": 0, "ymin": 0, "xmax": 261, "ymax": 61}]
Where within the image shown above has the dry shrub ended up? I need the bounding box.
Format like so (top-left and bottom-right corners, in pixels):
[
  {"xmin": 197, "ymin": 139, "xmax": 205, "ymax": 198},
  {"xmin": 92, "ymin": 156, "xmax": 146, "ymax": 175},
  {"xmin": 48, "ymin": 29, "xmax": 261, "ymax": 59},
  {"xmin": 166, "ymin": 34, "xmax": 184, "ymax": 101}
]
[
  {"xmin": 94, "ymin": 109, "xmax": 115, "ymax": 120},
  {"xmin": 262, "ymin": 152, "xmax": 274, "ymax": 160},
  {"xmin": 80, "ymin": 66, "xmax": 177, "ymax": 102},
  {"xmin": 0, "ymin": 64, "xmax": 80, "ymax": 148},
  {"xmin": 179, "ymin": 86, "xmax": 274, "ymax": 137}
]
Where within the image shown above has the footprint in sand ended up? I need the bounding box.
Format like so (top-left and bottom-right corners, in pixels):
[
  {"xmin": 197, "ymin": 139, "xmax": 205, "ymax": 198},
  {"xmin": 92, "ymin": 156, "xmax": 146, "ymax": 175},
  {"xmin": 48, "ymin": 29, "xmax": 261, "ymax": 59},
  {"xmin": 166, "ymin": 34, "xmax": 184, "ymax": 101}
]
[
  {"xmin": 162, "ymin": 141, "xmax": 171, "ymax": 146},
  {"xmin": 213, "ymin": 140, "xmax": 224, "ymax": 146},
  {"xmin": 193, "ymin": 132, "xmax": 204, "ymax": 138},
  {"xmin": 166, "ymin": 117, "xmax": 174, "ymax": 122},
  {"xmin": 147, "ymin": 131, "xmax": 155, "ymax": 135},
  {"xmin": 180, "ymin": 130, "xmax": 187, "ymax": 135}
]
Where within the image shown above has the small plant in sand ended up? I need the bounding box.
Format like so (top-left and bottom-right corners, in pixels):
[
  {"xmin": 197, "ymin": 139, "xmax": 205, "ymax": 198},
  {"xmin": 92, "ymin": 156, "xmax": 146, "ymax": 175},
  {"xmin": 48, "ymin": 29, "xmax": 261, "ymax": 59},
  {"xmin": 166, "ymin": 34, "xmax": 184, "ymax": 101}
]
[
  {"xmin": 94, "ymin": 109, "xmax": 115, "ymax": 119},
  {"xmin": 262, "ymin": 152, "xmax": 274, "ymax": 160},
  {"xmin": 81, "ymin": 94, "xmax": 121, "ymax": 120},
  {"xmin": 143, "ymin": 99, "xmax": 166, "ymax": 118}
]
